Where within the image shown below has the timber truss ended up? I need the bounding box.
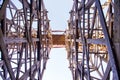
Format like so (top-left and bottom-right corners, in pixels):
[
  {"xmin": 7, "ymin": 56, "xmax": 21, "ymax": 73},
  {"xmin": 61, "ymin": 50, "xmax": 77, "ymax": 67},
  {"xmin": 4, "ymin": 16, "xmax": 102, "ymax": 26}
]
[
  {"xmin": 0, "ymin": 0, "xmax": 52, "ymax": 80},
  {"xmin": 65, "ymin": 0, "xmax": 120, "ymax": 80},
  {"xmin": 0, "ymin": 0, "xmax": 120, "ymax": 80}
]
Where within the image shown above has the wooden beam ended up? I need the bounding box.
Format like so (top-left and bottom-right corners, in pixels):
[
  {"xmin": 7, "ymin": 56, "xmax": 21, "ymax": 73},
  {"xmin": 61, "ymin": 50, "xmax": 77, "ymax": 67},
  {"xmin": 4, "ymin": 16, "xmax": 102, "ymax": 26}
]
[
  {"xmin": 113, "ymin": 0, "xmax": 120, "ymax": 76},
  {"xmin": 0, "ymin": 0, "xmax": 9, "ymax": 21},
  {"xmin": 52, "ymin": 34, "xmax": 65, "ymax": 45},
  {"xmin": 96, "ymin": 0, "xmax": 119, "ymax": 79},
  {"xmin": 0, "ymin": 28, "xmax": 15, "ymax": 80},
  {"xmin": 19, "ymin": 62, "xmax": 40, "ymax": 80}
]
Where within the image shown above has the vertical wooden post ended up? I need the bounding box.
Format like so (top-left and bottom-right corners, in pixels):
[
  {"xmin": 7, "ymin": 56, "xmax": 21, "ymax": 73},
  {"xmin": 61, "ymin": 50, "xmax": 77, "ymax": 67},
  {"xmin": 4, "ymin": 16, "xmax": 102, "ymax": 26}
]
[{"xmin": 113, "ymin": 0, "xmax": 120, "ymax": 76}]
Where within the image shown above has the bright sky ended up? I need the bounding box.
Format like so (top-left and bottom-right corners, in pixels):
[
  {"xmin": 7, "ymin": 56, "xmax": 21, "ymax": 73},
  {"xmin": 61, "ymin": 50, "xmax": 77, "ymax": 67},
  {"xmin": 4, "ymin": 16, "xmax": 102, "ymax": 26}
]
[
  {"xmin": 43, "ymin": 48, "xmax": 72, "ymax": 80},
  {"xmin": 43, "ymin": 0, "xmax": 73, "ymax": 80},
  {"xmin": 44, "ymin": 0, "xmax": 73, "ymax": 30}
]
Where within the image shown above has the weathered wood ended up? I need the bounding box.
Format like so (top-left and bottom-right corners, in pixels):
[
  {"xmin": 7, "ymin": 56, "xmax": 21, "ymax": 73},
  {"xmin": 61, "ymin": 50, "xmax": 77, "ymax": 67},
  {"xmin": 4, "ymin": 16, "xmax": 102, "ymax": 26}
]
[
  {"xmin": 52, "ymin": 35, "xmax": 65, "ymax": 45},
  {"xmin": 0, "ymin": 0, "xmax": 9, "ymax": 21},
  {"xmin": 96, "ymin": 0, "xmax": 119, "ymax": 79},
  {"xmin": 113, "ymin": 0, "xmax": 120, "ymax": 76},
  {"xmin": 0, "ymin": 28, "xmax": 15, "ymax": 80}
]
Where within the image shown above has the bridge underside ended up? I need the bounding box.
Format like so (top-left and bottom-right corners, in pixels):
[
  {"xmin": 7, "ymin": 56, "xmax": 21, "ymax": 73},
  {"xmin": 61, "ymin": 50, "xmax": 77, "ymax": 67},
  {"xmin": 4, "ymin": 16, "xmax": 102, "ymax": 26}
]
[
  {"xmin": 65, "ymin": 0, "xmax": 120, "ymax": 80},
  {"xmin": 0, "ymin": 0, "xmax": 120, "ymax": 80}
]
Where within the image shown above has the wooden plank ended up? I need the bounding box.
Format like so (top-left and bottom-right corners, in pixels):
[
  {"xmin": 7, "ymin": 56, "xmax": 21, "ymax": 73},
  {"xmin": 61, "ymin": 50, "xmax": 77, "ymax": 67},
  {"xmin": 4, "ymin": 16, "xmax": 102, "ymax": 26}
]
[{"xmin": 52, "ymin": 35, "xmax": 65, "ymax": 45}]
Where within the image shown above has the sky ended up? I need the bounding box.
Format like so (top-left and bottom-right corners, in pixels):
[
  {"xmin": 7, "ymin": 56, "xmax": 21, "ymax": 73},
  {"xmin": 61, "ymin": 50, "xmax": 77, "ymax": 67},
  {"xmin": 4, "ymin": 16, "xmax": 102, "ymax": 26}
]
[
  {"xmin": 44, "ymin": 0, "xmax": 73, "ymax": 30},
  {"xmin": 42, "ymin": 48, "xmax": 72, "ymax": 80},
  {"xmin": 43, "ymin": 0, "xmax": 73, "ymax": 80}
]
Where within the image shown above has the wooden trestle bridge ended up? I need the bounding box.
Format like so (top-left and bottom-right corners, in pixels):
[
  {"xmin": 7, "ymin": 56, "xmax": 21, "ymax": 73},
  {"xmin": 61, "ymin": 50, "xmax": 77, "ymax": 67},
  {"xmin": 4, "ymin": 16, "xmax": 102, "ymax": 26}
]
[{"xmin": 0, "ymin": 0, "xmax": 120, "ymax": 80}]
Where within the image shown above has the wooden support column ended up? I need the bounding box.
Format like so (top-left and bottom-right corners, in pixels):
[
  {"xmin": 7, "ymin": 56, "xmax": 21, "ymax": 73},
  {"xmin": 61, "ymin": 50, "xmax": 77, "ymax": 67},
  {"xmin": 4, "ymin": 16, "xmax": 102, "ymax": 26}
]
[{"xmin": 113, "ymin": 0, "xmax": 120, "ymax": 76}]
